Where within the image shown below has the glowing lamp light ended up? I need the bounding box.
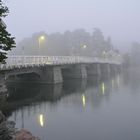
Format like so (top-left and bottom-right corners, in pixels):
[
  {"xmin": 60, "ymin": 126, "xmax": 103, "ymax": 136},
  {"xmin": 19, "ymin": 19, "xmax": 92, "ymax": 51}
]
[
  {"xmin": 39, "ymin": 114, "xmax": 44, "ymax": 127},
  {"xmin": 83, "ymin": 45, "xmax": 87, "ymax": 49},
  {"xmin": 40, "ymin": 36, "xmax": 45, "ymax": 40},
  {"xmin": 101, "ymin": 83, "xmax": 105, "ymax": 95},
  {"xmin": 82, "ymin": 94, "xmax": 86, "ymax": 107}
]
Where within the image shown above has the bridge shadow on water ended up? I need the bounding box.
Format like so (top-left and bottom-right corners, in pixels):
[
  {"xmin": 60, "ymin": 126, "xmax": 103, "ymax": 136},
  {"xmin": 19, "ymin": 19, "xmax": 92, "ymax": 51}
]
[{"xmin": 0, "ymin": 74, "xmax": 121, "ymax": 118}]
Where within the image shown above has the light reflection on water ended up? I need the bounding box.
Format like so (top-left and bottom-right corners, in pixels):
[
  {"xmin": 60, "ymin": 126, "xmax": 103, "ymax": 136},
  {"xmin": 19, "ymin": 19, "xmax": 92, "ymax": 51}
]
[{"xmin": 2, "ymin": 73, "xmax": 140, "ymax": 140}]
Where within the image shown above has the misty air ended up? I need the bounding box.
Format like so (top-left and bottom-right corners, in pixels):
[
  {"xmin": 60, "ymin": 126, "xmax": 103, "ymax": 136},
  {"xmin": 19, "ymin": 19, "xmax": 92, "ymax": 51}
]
[{"xmin": 0, "ymin": 0, "xmax": 140, "ymax": 140}]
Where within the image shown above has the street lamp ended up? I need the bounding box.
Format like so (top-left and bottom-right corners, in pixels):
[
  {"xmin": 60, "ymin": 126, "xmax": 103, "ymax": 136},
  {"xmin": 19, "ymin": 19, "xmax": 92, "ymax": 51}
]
[
  {"xmin": 38, "ymin": 35, "xmax": 45, "ymax": 55},
  {"xmin": 82, "ymin": 45, "xmax": 87, "ymax": 49},
  {"xmin": 81, "ymin": 44, "xmax": 87, "ymax": 56}
]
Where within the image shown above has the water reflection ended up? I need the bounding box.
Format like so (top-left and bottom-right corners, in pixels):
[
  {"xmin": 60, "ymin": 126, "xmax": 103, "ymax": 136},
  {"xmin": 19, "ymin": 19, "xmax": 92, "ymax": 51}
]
[
  {"xmin": 2, "ymin": 77, "xmax": 121, "ymax": 113},
  {"xmin": 81, "ymin": 94, "xmax": 86, "ymax": 107},
  {"xmin": 0, "ymin": 74, "xmax": 130, "ymax": 140},
  {"xmin": 101, "ymin": 82, "xmax": 105, "ymax": 95},
  {"xmin": 1, "ymin": 75, "xmax": 121, "ymax": 116},
  {"xmin": 39, "ymin": 114, "xmax": 44, "ymax": 127}
]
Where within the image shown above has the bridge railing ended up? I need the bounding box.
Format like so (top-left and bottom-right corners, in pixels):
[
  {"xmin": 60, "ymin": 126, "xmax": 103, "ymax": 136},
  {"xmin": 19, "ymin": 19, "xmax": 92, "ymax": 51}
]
[{"xmin": 0, "ymin": 55, "xmax": 122, "ymax": 70}]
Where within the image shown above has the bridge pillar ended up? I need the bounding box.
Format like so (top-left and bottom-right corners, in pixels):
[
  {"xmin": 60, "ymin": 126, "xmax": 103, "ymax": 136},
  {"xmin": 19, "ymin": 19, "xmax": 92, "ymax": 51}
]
[
  {"xmin": 110, "ymin": 64, "xmax": 116, "ymax": 76},
  {"xmin": 116, "ymin": 65, "xmax": 122, "ymax": 73},
  {"xmin": 62, "ymin": 64, "xmax": 87, "ymax": 79},
  {"xmin": 110, "ymin": 64, "xmax": 121, "ymax": 76},
  {"xmin": 100, "ymin": 63, "xmax": 111, "ymax": 79},
  {"xmin": 87, "ymin": 63, "xmax": 101, "ymax": 78},
  {"xmin": 39, "ymin": 66, "xmax": 63, "ymax": 84}
]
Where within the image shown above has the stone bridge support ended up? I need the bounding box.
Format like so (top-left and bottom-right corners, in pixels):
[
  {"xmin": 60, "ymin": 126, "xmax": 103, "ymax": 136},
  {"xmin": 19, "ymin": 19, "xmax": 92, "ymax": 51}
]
[
  {"xmin": 62, "ymin": 64, "xmax": 87, "ymax": 79},
  {"xmin": 38, "ymin": 66, "xmax": 63, "ymax": 84},
  {"xmin": 100, "ymin": 63, "xmax": 111, "ymax": 79},
  {"xmin": 110, "ymin": 64, "xmax": 117, "ymax": 76},
  {"xmin": 116, "ymin": 64, "xmax": 122, "ymax": 73},
  {"xmin": 87, "ymin": 63, "xmax": 101, "ymax": 78},
  {"xmin": 110, "ymin": 64, "xmax": 121, "ymax": 76},
  {"xmin": 4, "ymin": 63, "xmax": 122, "ymax": 84}
]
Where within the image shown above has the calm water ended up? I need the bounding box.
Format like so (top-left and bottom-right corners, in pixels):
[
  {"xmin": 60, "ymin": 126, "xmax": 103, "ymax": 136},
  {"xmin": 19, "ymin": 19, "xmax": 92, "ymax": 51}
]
[{"xmin": 4, "ymin": 73, "xmax": 140, "ymax": 140}]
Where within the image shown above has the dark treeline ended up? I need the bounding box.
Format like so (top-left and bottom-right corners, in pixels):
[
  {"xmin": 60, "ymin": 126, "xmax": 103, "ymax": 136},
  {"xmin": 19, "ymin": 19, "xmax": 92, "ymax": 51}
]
[{"xmin": 13, "ymin": 28, "xmax": 119, "ymax": 57}]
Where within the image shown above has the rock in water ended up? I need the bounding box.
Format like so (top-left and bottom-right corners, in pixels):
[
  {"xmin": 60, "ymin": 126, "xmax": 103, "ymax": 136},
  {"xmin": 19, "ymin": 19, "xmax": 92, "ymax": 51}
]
[
  {"xmin": 14, "ymin": 129, "xmax": 40, "ymax": 140},
  {"xmin": 0, "ymin": 111, "xmax": 15, "ymax": 140},
  {"xmin": 0, "ymin": 111, "xmax": 40, "ymax": 140}
]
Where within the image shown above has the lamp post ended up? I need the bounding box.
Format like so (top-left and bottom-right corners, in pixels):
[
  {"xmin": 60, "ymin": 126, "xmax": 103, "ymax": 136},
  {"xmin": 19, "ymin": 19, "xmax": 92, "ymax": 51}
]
[
  {"xmin": 38, "ymin": 35, "xmax": 45, "ymax": 55},
  {"xmin": 81, "ymin": 44, "xmax": 87, "ymax": 56}
]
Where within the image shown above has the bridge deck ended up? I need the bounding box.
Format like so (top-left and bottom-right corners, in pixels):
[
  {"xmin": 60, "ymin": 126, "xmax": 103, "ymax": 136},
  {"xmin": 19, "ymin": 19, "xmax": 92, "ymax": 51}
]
[{"xmin": 0, "ymin": 56, "xmax": 122, "ymax": 70}]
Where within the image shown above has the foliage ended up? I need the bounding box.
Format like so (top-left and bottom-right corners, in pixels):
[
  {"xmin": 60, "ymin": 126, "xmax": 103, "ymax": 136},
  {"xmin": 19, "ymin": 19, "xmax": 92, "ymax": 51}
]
[
  {"xmin": 0, "ymin": 0, "xmax": 15, "ymax": 63},
  {"xmin": 15, "ymin": 28, "xmax": 115, "ymax": 56}
]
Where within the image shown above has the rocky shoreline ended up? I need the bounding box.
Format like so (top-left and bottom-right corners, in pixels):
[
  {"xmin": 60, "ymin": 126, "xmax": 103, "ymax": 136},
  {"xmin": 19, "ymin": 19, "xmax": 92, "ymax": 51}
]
[
  {"xmin": 0, "ymin": 111, "xmax": 40, "ymax": 140},
  {"xmin": 0, "ymin": 111, "xmax": 15, "ymax": 140}
]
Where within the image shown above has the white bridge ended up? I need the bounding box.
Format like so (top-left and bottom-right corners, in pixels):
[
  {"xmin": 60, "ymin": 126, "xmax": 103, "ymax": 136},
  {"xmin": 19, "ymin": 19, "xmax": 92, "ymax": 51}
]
[
  {"xmin": 0, "ymin": 55, "xmax": 122, "ymax": 70},
  {"xmin": 0, "ymin": 55, "xmax": 123, "ymax": 84}
]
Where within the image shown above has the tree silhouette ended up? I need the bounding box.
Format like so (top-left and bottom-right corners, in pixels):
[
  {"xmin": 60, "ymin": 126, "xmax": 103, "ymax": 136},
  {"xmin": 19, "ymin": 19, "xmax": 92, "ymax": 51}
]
[{"xmin": 0, "ymin": 0, "xmax": 15, "ymax": 63}]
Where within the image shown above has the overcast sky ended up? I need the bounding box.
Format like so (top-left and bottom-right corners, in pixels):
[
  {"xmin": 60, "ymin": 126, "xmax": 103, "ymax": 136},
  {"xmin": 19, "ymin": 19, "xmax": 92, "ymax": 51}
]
[{"xmin": 4, "ymin": 0, "xmax": 140, "ymax": 46}]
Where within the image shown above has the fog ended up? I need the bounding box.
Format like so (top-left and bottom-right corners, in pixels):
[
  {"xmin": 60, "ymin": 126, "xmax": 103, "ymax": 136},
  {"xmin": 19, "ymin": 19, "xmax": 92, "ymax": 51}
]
[
  {"xmin": 5, "ymin": 0, "xmax": 140, "ymax": 51},
  {"xmin": 2, "ymin": 1, "xmax": 140, "ymax": 140}
]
